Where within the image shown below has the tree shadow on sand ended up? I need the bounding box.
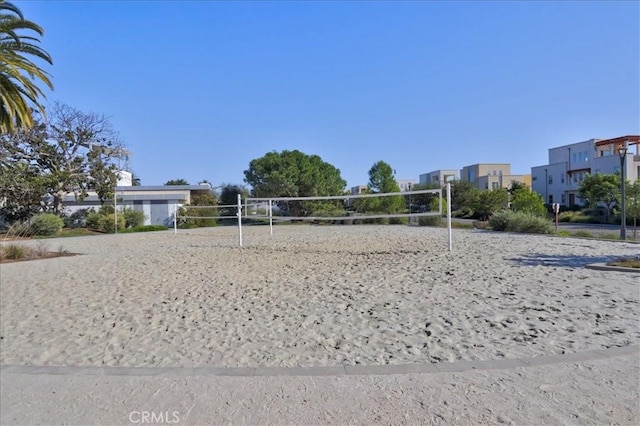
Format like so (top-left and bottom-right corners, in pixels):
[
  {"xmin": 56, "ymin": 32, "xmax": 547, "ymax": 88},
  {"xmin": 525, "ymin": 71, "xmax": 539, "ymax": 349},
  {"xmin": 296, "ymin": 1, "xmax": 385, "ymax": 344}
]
[{"xmin": 507, "ymin": 253, "xmax": 620, "ymax": 268}]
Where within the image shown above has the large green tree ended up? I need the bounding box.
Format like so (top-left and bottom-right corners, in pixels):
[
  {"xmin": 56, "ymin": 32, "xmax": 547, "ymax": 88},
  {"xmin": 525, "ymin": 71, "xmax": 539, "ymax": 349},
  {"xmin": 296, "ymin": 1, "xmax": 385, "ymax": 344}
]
[
  {"xmin": 0, "ymin": 0, "xmax": 53, "ymax": 133},
  {"xmin": 244, "ymin": 150, "xmax": 346, "ymax": 216},
  {"xmin": 470, "ymin": 188, "xmax": 509, "ymax": 221},
  {"xmin": 354, "ymin": 160, "xmax": 404, "ymax": 215},
  {"xmin": 578, "ymin": 172, "xmax": 621, "ymax": 223},
  {"xmin": 0, "ymin": 103, "xmax": 125, "ymax": 218},
  {"xmin": 450, "ymin": 179, "xmax": 476, "ymax": 212}
]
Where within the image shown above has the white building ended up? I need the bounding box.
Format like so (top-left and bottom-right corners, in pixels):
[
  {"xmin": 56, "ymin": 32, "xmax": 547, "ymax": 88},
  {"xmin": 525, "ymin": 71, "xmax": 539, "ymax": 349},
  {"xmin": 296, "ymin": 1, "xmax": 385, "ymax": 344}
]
[
  {"xmin": 419, "ymin": 169, "xmax": 458, "ymax": 186},
  {"xmin": 396, "ymin": 179, "xmax": 417, "ymax": 192},
  {"xmin": 531, "ymin": 136, "xmax": 640, "ymax": 207}
]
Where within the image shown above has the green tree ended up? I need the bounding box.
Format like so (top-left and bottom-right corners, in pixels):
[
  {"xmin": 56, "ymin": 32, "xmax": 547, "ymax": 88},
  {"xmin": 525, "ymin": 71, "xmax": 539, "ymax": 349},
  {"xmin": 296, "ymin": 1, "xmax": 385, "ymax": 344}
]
[
  {"xmin": 243, "ymin": 150, "xmax": 346, "ymax": 216},
  {"xmin": 219, "ymin": 183, "xmax": 249, "ymax": 221},
  {"xmin": 578, "ymin": 172, "xmax": 621, "ymax": 223},
  {"xmin": 0, "ymin": 0, "xmax": 53, "ymax": 133},
  {"xmin": 626, "ymin": 180, "xmax": 640, "ymax": 238},
  {"xmin": 450, "ymin": 180, "xmax": 476, "ymax": 212},
  {"xmin": 510, "ymin": 188, "xmax": 547, "ymax": 217},
  {"xmin": 470, "ymin": 188, "xmax": 509, "ymax": 221},
  {"xmin": 181, "ymin": 192, "xmax": 218, "ymax": 228},
  {"xmin": 165, "ymin": 178, "xmax": 190, "ymax": 185},
  {"xmin": 508, "ymin": 180, "xmax": 528, "ymax": 195},
  {"xmin": 362, "ymin": 160, "xmax": 404, "ymax": 214},
  {"xmin": 0, "ymin": 103, "xmax": 124, "ymax": 217},
  {"xmin": 410, "ymin": 182, "xmax": 440, "ymax": 213}
]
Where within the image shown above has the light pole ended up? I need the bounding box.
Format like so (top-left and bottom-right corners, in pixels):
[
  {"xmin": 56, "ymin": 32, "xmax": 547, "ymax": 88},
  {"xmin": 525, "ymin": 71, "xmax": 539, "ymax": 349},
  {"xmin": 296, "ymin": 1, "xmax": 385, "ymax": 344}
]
[{"xmin": 618, "ymin": 141, "xmax": 628, "ymax": 240}]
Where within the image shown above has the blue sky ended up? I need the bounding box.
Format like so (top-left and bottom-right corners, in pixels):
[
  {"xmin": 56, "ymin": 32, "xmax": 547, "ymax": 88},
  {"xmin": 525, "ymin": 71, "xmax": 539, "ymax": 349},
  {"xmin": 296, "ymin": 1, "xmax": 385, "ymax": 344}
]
[{"xmin": 19, "ymin": 0, "xmax": 640, "ymax": 188}]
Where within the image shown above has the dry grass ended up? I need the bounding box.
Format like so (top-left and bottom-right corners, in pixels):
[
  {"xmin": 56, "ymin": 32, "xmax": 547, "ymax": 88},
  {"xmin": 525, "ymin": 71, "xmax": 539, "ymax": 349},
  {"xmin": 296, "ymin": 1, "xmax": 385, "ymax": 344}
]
[
  {"xmin": 607, "ymin": 257, "xmax": 640, "ymax": 269},
  {"xmin": 0, "ymin": 242, "xmax": 75, "ymax": 264}
]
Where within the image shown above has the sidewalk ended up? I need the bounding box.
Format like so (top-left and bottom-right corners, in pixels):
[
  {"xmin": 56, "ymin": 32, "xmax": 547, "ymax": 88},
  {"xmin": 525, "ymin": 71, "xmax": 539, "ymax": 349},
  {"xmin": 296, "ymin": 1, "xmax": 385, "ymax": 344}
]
[{"xmin": 2, "ymin": 346, "xmax": 638, "ymax": 425}]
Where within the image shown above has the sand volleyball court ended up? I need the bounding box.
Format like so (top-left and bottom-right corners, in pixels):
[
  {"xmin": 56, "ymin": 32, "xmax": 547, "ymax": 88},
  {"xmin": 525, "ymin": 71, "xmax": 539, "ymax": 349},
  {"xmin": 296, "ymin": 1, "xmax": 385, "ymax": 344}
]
[{"xmin": 1, "ymin": 225, "xmax": 638, "ymax": 368}]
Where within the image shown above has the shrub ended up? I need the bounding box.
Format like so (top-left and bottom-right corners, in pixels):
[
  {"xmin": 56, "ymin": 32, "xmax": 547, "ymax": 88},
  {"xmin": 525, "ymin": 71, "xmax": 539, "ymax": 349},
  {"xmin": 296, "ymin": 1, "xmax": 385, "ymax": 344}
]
[
  {"xmin": 488, "ymin": 210, "xmax": 511, "ymax": 231},
  {"xmin": 571, "ymin": 230, "xmax": 594, "ymax": 238},
  {"xmin": 488, "ymin": 210, "xmax": 552, "ymax": 234},
  {"xmin": 86, "ymin": 211, "xmax": 125, "ymax": 233},
  {"xmin": 63, "ymin": 209, "xmax": 91, "ymax": 228},
  {"xmin": 389, "ymin": 216, "xmax": 408, "ymax": 225},
  {"xmin": 418, "ymin": 215, "xmax": 443, "ymax": 227},
  {"xmin": 505, "ymin": 212, "xmax": 553, "ymax": 234},
  {"xmin": 29, "ymin": 213, "xmax": 64, "ymax": 236},
  {"xmin": 123, "ymin": 208, "xmax": 146, "ymax": 228},
  {"xmin": 1, "ymin": 243, "xmax": 27, "ymax": 260},
  {"xmin": 120, "ymin": 225, "xmax": 168, "ymax": 233}
]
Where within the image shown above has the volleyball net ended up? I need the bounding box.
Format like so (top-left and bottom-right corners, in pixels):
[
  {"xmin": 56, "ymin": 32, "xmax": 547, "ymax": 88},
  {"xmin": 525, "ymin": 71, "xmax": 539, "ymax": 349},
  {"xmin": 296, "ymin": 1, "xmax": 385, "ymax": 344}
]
[{"xmin": 174, "ymin": 185, "xmax": 453, "ymax": 250}]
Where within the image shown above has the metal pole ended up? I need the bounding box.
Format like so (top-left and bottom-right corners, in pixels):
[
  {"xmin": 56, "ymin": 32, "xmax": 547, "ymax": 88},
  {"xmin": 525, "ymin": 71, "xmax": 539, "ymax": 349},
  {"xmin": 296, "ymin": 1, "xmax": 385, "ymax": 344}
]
[
  {"xmin": 114, "ymin": 190, "xmax": 117, "ymax": 234},
  {"xmin": 269, "ymin": 199, "xmax": 273, "ymax": 235},
  {"xmin": 620, "ymin": 143, "xmax": 627, "ymax": 240},
  {"xmin": 237, "ymin": 193, "xmax": 243, "ymax": 247},
  {"xmin": 174, "ymin": 204, "xmax": 178, "ymax": 234},
  {"xmin": 447, "ymin": 183, "xmax": 452, "ymax": 251}
]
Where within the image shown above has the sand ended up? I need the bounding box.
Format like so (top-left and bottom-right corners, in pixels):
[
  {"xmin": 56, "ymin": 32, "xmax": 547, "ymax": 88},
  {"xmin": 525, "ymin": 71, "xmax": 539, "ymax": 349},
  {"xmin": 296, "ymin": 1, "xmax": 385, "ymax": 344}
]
[{"xmin": 1, "ymin": 225, "xmax": 638, "ymax": 369}]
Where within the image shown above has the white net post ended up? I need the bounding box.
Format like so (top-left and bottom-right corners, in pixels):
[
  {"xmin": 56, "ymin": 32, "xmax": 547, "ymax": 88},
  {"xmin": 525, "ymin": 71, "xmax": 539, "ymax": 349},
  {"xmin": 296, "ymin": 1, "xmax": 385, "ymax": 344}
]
[
  {"xmin": 237, "ymin": 193, "xmax": 243, "ymax": 247},
  {"xmin": 173, "ymin": 204, "xmax": 177, "ymax": 234},
  {"xmin": 447, "ymin": 183, "xmax": 452, "ymax": 251},
  {"xmin": 269, "ymin": 199, "xmax": 273, "ymax": 235}
]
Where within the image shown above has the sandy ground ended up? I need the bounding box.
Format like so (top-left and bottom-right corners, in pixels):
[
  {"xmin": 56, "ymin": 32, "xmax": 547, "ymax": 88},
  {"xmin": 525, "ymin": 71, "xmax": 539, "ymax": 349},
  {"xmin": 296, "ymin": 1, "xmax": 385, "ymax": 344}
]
[
  {"xmin": 1, "ymin": 225, "xmax": 639, "ymax": 424},
  {"xmin": 1, "ymin": 225, "xmax": 638, "ymax": 368}
]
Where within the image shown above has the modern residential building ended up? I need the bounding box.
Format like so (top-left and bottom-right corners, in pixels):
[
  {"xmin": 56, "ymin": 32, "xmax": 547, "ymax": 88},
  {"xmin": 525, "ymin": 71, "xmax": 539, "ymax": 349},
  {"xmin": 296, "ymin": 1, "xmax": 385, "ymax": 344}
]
[
  {"xmin": 419, "ymin": 169, "xmax": 458, "ymax": 186},
  {"xmin": 531, "ymin": 135, "xmax": 640, "ymax": 207},
  {"xmin": 459, "ymin": 163, "xmax": 531, "ymax": 190},
  {"xmin": 396, "ymin": 179, "xmax": 417, "ymax": 192},
  {"xmin": 350, "ymin": 185, "xmax": 368, "ymax": 195},
  {"xmin": 63, "ymin": 173, "xmax": 216, "ymax": 226}
]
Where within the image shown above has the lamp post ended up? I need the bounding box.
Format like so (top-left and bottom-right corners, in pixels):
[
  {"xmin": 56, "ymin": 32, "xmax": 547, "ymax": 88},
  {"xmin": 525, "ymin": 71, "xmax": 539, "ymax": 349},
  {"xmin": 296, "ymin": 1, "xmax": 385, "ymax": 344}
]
[{"xmin": 618, "ymin": 141, "xmax": 628, "ymax": 240}]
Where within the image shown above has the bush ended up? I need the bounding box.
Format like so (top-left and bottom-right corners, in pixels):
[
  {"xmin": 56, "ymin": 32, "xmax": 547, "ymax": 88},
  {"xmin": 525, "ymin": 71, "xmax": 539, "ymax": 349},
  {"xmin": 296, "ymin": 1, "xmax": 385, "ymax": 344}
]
[
  {"xmin": 389, "ymin": 216, "xmax": 408, "ymax": 225},
  {"xmin": 1, "ymin": 243, "xmax": 27, "ymax": 260},
  {"xmin": 571, "ymin": 230, "xmax": 594, "ymax": 238},
  {"xmin": 123, "ymin": 208, "xmax": 146, "ymax": 228},
  {"xmin": 488, "ymin": 210, "xmax": 552, "ymax": 234},
  {"xmin": 29, "ymin": 213, "xmax": 64, "ymax": 236},
  {"xmin": 488, "ymin": 210, "xmax": 511, "ymax": 231},
  {"xmin": 418, "ymin": 215, "xmax": 443, "ymax": 227},
  {"xmin": 86, "ymin": 211, "xmax": 125, "ymax": 233},
  {"xmin": 63, "ymin": 209, "xmax": 91, "ymax": 228},
  {"xmin": 505, "ymin": 212, "xmax": 553, "ymax": 234},
  {"xmin": 120, "ymin": 225, "xmax": 168, "ymax": 233}
]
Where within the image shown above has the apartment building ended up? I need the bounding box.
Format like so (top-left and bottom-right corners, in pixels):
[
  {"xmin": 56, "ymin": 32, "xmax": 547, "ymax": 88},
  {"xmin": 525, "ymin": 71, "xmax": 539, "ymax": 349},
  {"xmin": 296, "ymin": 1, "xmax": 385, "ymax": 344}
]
[
  {"xmin": 459, "ymin": 163, "xmax": 531, "ymax": 190},
  {"xmin": 419, "ymin": 169, "xmax": 458, "ymax": 186},
  {"xmin": 350, "ymin": 185, "xmax": 368, "ymax": 195},
  {"xmin": 396, "ymin": 179, "xmax": 417, "ymax": 192},
  {"xmin": 531, "ymin": 135, "xmax": 640, "ymax": 207}
]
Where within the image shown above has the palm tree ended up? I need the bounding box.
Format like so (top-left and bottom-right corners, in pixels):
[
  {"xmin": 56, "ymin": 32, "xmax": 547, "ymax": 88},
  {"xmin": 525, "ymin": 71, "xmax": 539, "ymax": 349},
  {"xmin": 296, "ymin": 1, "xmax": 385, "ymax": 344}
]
[{"xmin": 0, "ymin": 0, "xmax": 53, "ymax": 134}]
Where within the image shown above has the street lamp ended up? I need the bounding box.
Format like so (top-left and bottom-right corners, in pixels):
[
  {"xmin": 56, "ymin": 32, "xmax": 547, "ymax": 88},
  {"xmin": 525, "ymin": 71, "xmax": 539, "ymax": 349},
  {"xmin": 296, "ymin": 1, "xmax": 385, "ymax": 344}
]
[{"xmin": 618, "ymin": 141, "xmax": 628, "ymax": 240}]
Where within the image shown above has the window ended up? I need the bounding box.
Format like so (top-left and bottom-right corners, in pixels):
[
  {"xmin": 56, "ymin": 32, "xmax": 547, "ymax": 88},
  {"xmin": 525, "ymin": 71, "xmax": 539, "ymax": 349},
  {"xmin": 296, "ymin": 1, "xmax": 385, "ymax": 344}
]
[
  {"xmin": 572, "ymin": 153, "xmax": 577, "ymax": 163},
  {"xmin": 492, "ymin": 182, "xmax": 499, "ymax": 189},
  {"xmin": 561, "ymin": 194, "xmax": 566, "ymax": 204},
  {"xmin": 584, "ymin": 152, "xmax": 588, "ymax": 162},
  {"xmin": 548, "ymin": 195, "xmax": 553, "ymax": 204},
  {"xmin": 532, "ymin": 176, "xmax": 538, "ymax": 181},
  {"xmin": 548, "ymin": 175, "xmax": 553, "ymax": 185},
  {"xmin": 560, "ymin": 174, "xmax": 565, "ymax": 184}
]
